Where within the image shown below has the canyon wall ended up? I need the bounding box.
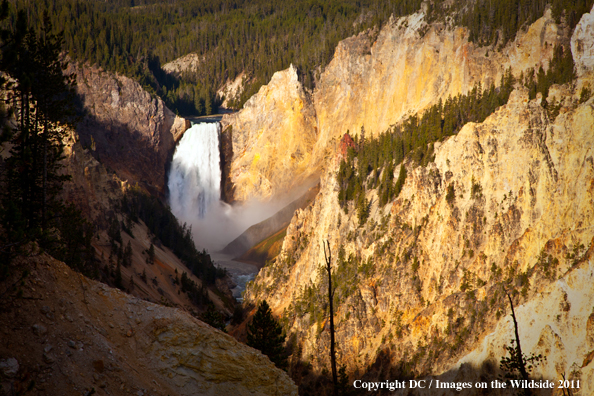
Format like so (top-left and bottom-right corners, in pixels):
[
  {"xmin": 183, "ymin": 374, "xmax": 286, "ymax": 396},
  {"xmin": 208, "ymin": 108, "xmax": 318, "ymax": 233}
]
[
  {"xmin": 67, "ymin": 63, "xmax": 190, "ymax": 194},
  {"xmin": 220, "ymin": 64, "xmax": 318, "ymax": 202},
  {"xmin": 222, "ymin": 10, "xmax": 567, "ymax": 203},
  {"xmin": 247, "ymin": 81, "xmax": 594, "ymax": 391},
  {"xmin": 243, "ymin": 8, "xmax": 594, "ymax": 392}
]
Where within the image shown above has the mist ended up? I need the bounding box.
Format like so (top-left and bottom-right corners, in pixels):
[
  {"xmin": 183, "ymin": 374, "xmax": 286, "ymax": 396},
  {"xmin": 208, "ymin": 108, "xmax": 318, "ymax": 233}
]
[{"xmin": 168, "ymin": 122, "xmax": 305, "ymax": 253}]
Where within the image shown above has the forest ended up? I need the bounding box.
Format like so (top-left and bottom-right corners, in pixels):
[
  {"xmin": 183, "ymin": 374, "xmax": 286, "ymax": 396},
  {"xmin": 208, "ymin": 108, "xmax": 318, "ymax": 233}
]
[{"xmin": 3, "ymin": 0, "xmax": 591, "ymax": 117}]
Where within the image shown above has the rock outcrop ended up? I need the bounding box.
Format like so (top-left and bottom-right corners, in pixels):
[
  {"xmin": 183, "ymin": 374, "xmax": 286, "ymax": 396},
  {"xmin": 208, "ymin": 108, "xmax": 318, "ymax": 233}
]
[
  {"xmin": 571, "ymin": 5, "xmax": 594, "ymax": 77},
  {"xmin": 0, "ymin": 253, "xmax": 297, "ymax": 396},
  {"xmin": 162, "ymin": 53, "xmax": 202, "ymax": 76},
  {"xmin": 220, "ymin": 64, "xmax": 318, "ymax": 202},
  {"xmin": 222, "ymin": 10, "xmax": 567, "ymax": 203},
  {"xmin": 68, "ymin": 63, "xmax": 190, "ymax": 194},
  {"xmin": 244, "ymin": 24, "xmax": 594, "ymax": 390}
]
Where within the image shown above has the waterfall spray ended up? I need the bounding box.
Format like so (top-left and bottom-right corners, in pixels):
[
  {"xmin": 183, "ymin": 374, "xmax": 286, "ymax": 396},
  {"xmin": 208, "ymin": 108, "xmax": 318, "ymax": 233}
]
[{"xmin": 167, "ymin": 121, "xmax": 288, "ymax": 252}]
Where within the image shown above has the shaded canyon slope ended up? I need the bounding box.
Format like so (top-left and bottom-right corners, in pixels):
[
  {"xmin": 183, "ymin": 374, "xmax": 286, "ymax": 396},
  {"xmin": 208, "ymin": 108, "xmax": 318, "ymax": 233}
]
[
  {"xmin": 221, "ymin": 9, "xmax": 568, "ymax": 203},
  {"xmin": 67, "ymin": 62, "xmax": 190, "ymax": 195},
  {"xmin": 0, "ymin": 253, "xmax": 297, "ymax": 396},
  {"xmin": 243, "ymin": 6, "xmax": 594, "ymax": 393},
  {"xmin": 59, "ymin": 76, "xmax": 231, "ymax": 315}
]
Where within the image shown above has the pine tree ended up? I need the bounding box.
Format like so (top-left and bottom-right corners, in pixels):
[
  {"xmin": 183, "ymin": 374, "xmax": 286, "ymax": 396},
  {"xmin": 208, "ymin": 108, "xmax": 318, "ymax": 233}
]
[
  {"xmin": 146, "ymin": 243, "xmax": 155, "ymax": 265},
  {"xmin": 0, "ymin": 8, "xmax": 83, "ymax": 274},
  {"xmin": 123, "ymin": 241, "xmax": 133, "ymax": 268},
  {"xmin": 202, "ymin": 304, "xmax": 226, "ymax": 332},
  {"xmin": 114, "ymin": 262, "xmax": 123, "ymax": 290},
  {"xmin": 247, "ymin": 300, "xmax": 287, "ymax": 370}
]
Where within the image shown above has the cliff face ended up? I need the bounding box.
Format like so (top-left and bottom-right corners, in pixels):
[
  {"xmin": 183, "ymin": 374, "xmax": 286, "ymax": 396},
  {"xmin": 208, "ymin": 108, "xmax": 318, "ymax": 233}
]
[
  {"xmin": 162, "ymin": 53, "xmax": 202, "ymax": 76},
  {"xmin": 244, "ymin": 8, "xmax": 594, "ymax": 387},
  {"xmin": 222, "ymin": 10, "xmax": 566, "ymax": 203},
  {"xmin": 68, "ymin": 63, "xmax": 190, "ymax": 194},
  {"xmin": 572, "ymin": 6, "xmax": 594, "ymax": 77},
  {"xmin": 220, "ymin": 64, "xmax": 318, "ymax": 202},
  {"xmin": 0, "ymin": 253, "xmax": 297, "ymax": 396}
]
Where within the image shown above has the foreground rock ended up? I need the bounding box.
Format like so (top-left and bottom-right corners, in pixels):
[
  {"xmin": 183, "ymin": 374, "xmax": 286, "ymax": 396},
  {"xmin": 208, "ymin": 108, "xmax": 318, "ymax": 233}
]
[{"xmin": 0, "ymin": 254, "xmax": 297, "ymax": 396}]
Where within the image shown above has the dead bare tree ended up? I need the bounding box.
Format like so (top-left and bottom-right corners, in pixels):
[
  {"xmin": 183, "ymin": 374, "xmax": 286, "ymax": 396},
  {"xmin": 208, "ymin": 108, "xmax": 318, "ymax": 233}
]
[
  {"xmin": 500, "ymin": 289, "xmax": 544, "ymax": 396},
  {"xmin": 323, "ymin": 240, "xmax": 338, "ymax": 396}
]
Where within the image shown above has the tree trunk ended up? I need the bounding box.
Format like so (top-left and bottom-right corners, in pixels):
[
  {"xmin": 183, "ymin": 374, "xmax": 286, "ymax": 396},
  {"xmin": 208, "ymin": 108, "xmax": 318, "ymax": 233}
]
[
  {"xmin": 506, "ymin": 291, "xmax": 530, "ymax": 386},
  {"xmin": 323, "ymin": 240, "xmax": 338, "ymax": 396}
]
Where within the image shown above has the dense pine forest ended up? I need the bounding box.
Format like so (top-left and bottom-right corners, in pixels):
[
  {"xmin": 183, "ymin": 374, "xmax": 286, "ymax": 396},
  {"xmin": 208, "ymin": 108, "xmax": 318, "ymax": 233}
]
[{"xmin": 3, "ymin": 0, "xmax": 591, "ymax": 117}]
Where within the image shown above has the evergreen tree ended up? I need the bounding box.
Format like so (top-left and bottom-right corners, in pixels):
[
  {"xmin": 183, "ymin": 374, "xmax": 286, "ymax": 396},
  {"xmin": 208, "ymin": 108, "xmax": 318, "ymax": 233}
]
[
  {"xmin": 114, "ymin": 262, "xmax": 123, "ymax": 290},
  {"xmin": 146, "ymin": 243, "xmax": 155, "ymax": 265},
  {"xmin": 247, "ymin": 300, "xmax": 287, "ymax": 370},
  {"xmin": 0, "ymin": 8, "xmax": 92, "ymax": 276},
  {"xmin": 499, "ymin": 290, "xmax": 544, "ymax": 395},
  {"xmin": 356, "ymin": 193, "xmax": 369, "ymax": 226},
  {"xmin": 337, "ymin": 365, "xmax": 351, "ymax": 396},
  {"xmin": 123, "ymin": 241, "xmax": 133, "ymax": 268},
  {"xmin": 202, "ymin": 304, "xmax": 226, "ymax": 332}
]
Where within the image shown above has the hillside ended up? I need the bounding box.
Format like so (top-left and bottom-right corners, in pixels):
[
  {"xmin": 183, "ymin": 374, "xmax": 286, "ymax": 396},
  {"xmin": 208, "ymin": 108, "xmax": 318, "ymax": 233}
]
[
  {"xmin": 0, "ymin": 252, "xmax": 297, "ymax": 396},
  {"xmin": 240, "ymin": 4, "xmax": 594, "ymax": 393}
]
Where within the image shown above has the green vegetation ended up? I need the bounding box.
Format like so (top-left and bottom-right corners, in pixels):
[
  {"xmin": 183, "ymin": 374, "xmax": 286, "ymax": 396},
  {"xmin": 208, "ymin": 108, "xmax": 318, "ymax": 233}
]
[
  {"xmin": 6, "ymin": 0, "xmax": 589, "ymax": 119},
  {"xmin": 500, "ymin": 291, "xmax": 545, "ymax": 394},
  {"xmin": 338, "ymin": 70, "xmax": 515, "ymax": 209},
  {"xmin": 180, "ymin": 270, "xmax": 210, "ymax": 306},
  {"xmin": 202, "ymin": 304, "xmax": 227, "ymax": 332},
  {"xmin": 0, "ymin": 7, "xmax": 96, "ymax": 279},
  {"xmin": 337, "ymin": 40, "xmax": 578, "ymax": 209},
  {"xmin": 4, "ymin": 0, "xmax": 427, "ymax": 116},
  {"xmin": 456, "ymin": 0, "xmax": 593, "ymax": 47},
  {"xmin": 522, "ymin": 44, "xmax": 576, "ymax": 101},
  {"xmin": 247, "ymin": 300, "xmax": 288, "ymax": 369},
  {"xmin": 120, "ymin": 187, "xmax": 226, "ymax": 285}
]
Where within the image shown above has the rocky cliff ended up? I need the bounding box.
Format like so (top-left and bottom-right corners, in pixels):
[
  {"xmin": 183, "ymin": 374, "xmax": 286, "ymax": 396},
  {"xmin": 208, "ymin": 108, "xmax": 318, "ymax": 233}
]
[
  {"xmin": 58, "ymin": 67, "xmax": 234, "ymax": 318},
  {"xmin": 220, "ymin": 64, "xmax": 319, "ymax": 202},
  {"xmin": 68, "ymin": 62, "xmax": 190, "ymax": 194},
  {"xmin": 0, "ymin": 252, "xmax": 297, "ymax": 396},
  {"xmin": 243, "ymin": 8, "xmax": 594, "ymax": 393},
  {"xmin": 222, "ymin": 10, "xmax": 567, "ymax": 203}
]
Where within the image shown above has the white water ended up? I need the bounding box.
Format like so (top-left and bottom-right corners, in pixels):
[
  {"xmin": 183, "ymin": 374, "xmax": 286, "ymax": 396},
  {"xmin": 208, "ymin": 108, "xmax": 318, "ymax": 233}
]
[
  {"xmin": 167, "ymin": 122, "xmax": 287, "ymax": 253},
  {"xmin": 168, "ymin": 123, "xmax": 222, "ymax": 220}
]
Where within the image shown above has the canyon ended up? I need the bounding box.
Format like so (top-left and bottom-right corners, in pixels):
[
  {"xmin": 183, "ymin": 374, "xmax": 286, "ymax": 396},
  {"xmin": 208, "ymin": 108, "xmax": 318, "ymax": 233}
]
[
  {"xmin": 239, "ymin": 6, "xmax": 594, "ymax": 394},
  {"xmin": 2, "ymin": 3, "xmax": 594, "ymax": 396}
]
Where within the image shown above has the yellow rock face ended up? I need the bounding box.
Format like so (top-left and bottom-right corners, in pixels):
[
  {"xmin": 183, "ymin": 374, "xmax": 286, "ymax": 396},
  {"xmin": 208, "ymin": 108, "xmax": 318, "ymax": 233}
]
[
  {"xmin": 311, "ymin": 10, "xmax": 564, "ymax": 167},
  {"xmin": 221, "ymin": 64, "xmax": 318, "ymax": 202},
  {"xmin": 245, "ymin": 77, "xmax": 594, "ymax": 388},
  {"xmin": 223, "ymin": 11, "xmax": 565, "ymax": 203}
]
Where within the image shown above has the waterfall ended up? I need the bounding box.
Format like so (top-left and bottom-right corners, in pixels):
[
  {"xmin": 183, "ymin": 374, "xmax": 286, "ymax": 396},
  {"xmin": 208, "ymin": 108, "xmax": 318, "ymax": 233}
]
[
  {"xmin": 167, "ymin": 120, "xmax": 287, "ymax": 253},
  {"xmin": 168, "ymin": 122, "xmax": 222, "ymax": 221}
]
